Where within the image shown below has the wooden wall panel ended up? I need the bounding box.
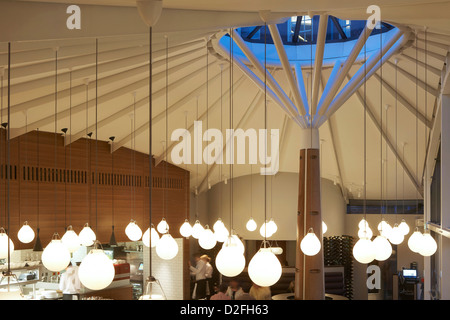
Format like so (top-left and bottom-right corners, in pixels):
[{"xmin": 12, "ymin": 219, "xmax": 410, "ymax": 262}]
[{"xmin": 0, "ymin": 129, "xmax": 190, "ymax": 250}]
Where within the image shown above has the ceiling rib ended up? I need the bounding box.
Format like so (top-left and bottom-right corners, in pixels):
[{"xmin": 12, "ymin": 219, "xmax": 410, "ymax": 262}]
[{"xmin": 311, "ymin": 14, "xmax": 328, "ymax": 119}]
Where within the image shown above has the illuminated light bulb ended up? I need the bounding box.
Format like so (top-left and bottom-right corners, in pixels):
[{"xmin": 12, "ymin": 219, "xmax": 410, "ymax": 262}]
[
  {"xmin": 353, "ymin": 237, "xmax": 375, "ymax": 264},
  {"xmin": 79, "ymin": 223, "xmax": 96, "ymax": 247},
  {"xmin": 270, "ymin": 246, "xmax": 283, "ymax": 255},
  {"xmin": 179, "ymin": 220, "xmax": 192, "ymax": 238},
  {"xmin": 259, "ymin": 221, "xmax": 273, "ymax": 238},
  {"xmin": 213, "ymin": 218, "xmax": 225, "ymax": 232},
  {"xmin": 419, "ymin": 232, "xmax": 437, "ymax": 257},
  {"xmin": 143, "ymin": 225, "xmax": 160, "ymax": 248},
  {"xmin": 42, "ymin": 236, "xmax": 71, "ymax": 272},
  {"xmin": 373, "ymin": 235, "xmax": 392, "ymax": 261},
  {"xmin": 300, "ymin": 228, "xmax": 321, "ymax": 256},
  {"xmin": 322, "ymin": 221, "xmax": 328, "ymax": 235},
  {"xmin": 248, "ymin": 246, "xmax": 282, "ymax": 287},
  {"xmin": 408, "ymin": 228, "xmax": 423, "ymax": 253},
  {"xmin": 125, "ymin": 220, "xmax": 143, "ymax": 241},
  {"xmin": 156, "ymin": 218, "xmax": 169, "ymax": 234},
  {"xmin": 61, "ymin": 226, "xmax": 80, "ymax": 253},
  {"xmin": 246, "ymin": 218, "xmax": 257, "ymax": 232},
  {"xmin": 215, "ymin": 236, "xmax": 245, "ymax": 277},
  {"xmin": 377, "ymin": 220, "xmax": 393, "ymax": 239},
  {"xmin": 17, "ymin": 221, "xmax": 35, "ymax": 244},
  {"xmin": 155, "ymin": 234, "xmax": 178, "ymax": 260},
  {"xmin": 0, "ymin": 229, "xmax": 14, "ymax": 259},
  {"xmin": 389, "ymin": 224, "xmax": 404, "ymax": 245},
  {"xmin": 358, "ymin": 227, "xmax": 373, "ymax": 239},
  {"xmin": 191, "ymin": 220, "xmax": 204, "ymax": 239},
  {"xmin": 358, "ymin": 218, "xmax": 370, "ymax": 230},
  {"xmin": 398, "ymin": 219, "xmax": 410, "ymax": 236},
  {"xmin": 267, "ymin": 219, "xmax": 278, "ymax": 235},
  {"xmin": 78, "ymin": 245, "xmax": 115, "ymax": 290},
  {"xmin": 198, "ymin": 225, "xmax": 217, "ymax": 250}
]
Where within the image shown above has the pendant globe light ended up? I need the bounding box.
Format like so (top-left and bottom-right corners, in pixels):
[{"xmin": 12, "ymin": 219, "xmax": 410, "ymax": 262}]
[
  {"xmin": 300, "ymin": 228, "xmax": 321, "ymax": 256},
  {"xmin": 216, "ymin": 235, "xmax": 245, "ymax": 277},
  {"xmin": 0, "ymin": 228, "xmax": 14, "ymax": 260},
  {"xmin": 419, "ymin": 229, "xmax": 437, "ymax": 257},
  {"xmin": 246, "ymin": 218, "xmax": 257, "ymax": 232},
  {"xmin": 17, "ymin": 111, "xmax": 35, "ymax": 244},
  {"xmin": 267, "ymin": 177, "xmax": 278, "ymax": 236},
  {"xmin": 247, "ymin": 24, "xmax": 281, "ymax": 286},
  {"xmin": 353, "ymin": 35, "xmax": 375, "ymax": 264},
  {"xmin": 408, "ymin": 227, "xmax": 423, "ymax": 253},
  {"xmin": 78, "ymin": 241, "xmax": 115, "ymax": 290},
  {"xmin": 377, "ymin": 219, "xmax": 393, "ymax": 239},
  {"xmin": 322, "ymin": 221, "xmax": 328, "ymax": 234},
  {"xmin": 358, "ymin": 226, "xmax": 373, "ymax": 239},
  {"xmin": 213, "ymin": 218, "xmax": 228, "ymax": 242},
  {"xmin": 259, "ymin": 220, "xmax": 273, "ymax": 238},
  {"xmin": 198, "ymin": 225, "xmax": 217, "ymax": 250},
  {"xmin": 42, "ymin": 47, "xmax": 71, "ymax": 271},
  {"xmin": 33, "ymin": 129, "xmax": 43, "ymax": 252},
  {"xmin": 61, "ymin": 225, "xmax": 80, "ymax": 254},
  {"xmin": 79, "ymin": 77, "xmax": 96, "ymax": 247},
  {"xmin": 398, "ymin": 219, "xmax": 410, "ymax": 236},
  {"xmin": 373, "ymin": 235, "xmax": 392, "ymax": 261},
  {"xmin": 143, "ymin": 224, "xmax": 159, "ymax": 248},
  {"xmin": 155, "ymin": 35, "xmax": 178, "ymax": 260},
  {"xmin": 109, "ymin": 136, "xmax": 118, "ymax": 246},
  {"xmin": 156, "ymin": 217, "xmax": 169, "ymax": 234},
  {"xmin": 136, "ymin": 11, "xmax": 168, "ymax": 299}
]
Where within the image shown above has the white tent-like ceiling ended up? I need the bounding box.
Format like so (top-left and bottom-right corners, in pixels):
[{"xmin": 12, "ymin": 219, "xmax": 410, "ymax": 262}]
[{"xmin": 0, "ymin": 0, "xmax": 448, "ymax": 202}]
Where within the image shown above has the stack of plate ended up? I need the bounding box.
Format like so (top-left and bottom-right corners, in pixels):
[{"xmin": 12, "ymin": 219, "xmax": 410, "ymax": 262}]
[{"xmin": 42, "ymin": 291, "xmax": 58, "ymax": 299}]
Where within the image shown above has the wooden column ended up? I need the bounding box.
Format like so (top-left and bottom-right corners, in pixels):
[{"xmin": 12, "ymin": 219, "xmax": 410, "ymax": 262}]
[{"xmin": 295, "ymin": 147, "xmax": 324, "ymax": 300}]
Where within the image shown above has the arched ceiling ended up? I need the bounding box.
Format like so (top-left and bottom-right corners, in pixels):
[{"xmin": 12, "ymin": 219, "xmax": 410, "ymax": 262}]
[{"xmin": 0, "ymin": 0, "xmax": 447, "ymax": 201}]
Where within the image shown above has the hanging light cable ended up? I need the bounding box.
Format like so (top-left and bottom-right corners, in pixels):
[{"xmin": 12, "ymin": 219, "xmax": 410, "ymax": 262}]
[
  {"xmin": 79, "ymin": 78, "xmax": 96, "ymax": 247},
  {"xmin": 353, "ymin": 30, "xmax": 375, "ymax": 263},
  {"xmin": 42, "ymin": 46, "xmax": 71, "ymax": 272},
  {"xmin": 156, "ymin": 35, "xmax": 178, "ymax": 260},
  {"xmin": 191, "ymin": 97, "xmax": 204, "ymax": 239},
  {"xmin": 33, "ymin": 128, "xmax": 43, "ymax": 252},
  {"xmin": 109, "ymin": 136, "xmax": 118, "ymax": 246},
  {"xmin": 17, "ymin": 110, "xmax": 35, "ymax": 244},
  {"xmin": 248, "ymin": 23, "xmax": 281, "ymax": 286},
  {"xmin": 179, "ymin": 111, "xmax": 192, "ymax": 238}
]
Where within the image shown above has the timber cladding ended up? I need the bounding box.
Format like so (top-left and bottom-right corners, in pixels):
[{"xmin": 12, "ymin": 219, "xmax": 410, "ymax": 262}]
[{"xmin": 0, "ymin": 129, "xmax": 190, "ymax": 250}]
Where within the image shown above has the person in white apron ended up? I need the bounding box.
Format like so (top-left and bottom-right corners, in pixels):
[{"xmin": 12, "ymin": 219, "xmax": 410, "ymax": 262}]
[
  {"xmin": 59, "ymin": 262, "xmax": 81, "ymax": 300},
  {"xmin": 201, "ymin": 254, "xmax": 213, "ymax": 298},
  {"xmin": 189, "ymin": 253, "xmax": 207, "ymax": 299}
]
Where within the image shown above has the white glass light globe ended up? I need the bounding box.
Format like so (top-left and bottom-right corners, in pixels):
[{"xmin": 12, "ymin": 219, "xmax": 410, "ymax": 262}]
[
  {"xmin": 353, "ymin": 237, "xmax": 375, "ymax": 264},
  {"xmin": 0, "ymin": 232, "xmax": 14, "ymax": 259},
  {"xmin": 398, "ymin": 219, "xmax": 410, "ymax": 236},
  {"xmin": 214, "ymin": 225, "xmax": 229, "ymax": 242},
  {"xmin": 79, "ymin": 225, "xmax": 96, "ymax": 247},
  {"xmin": 143, "ymin": 226, "xmax": 160, "ymax": 248},
  {"xmin": 259, "ymin": 221, "xmax": 273, "ymax": 238},
  {"xmin": 156, "ymin": 234, "xmax": 178, "ymax": 260},
  {"xmin": 389, "ymin": 224, "xmax": 404, "ymax": 245},
  {"xmin": 248, "ymin": 248, "xmax": 282, "ymax": 287},
  {"xmin": 61, "ymin": 228, "xmax": 80, "ymax": 253},
  {"xmin": 216, "ymin": 237, "xmax": 245, "ymax": 277},
  {"xmin": 377, "ymin": 220, "xmax": 393, "ymax": 238},
  {"xmin": 300, "ymin": 230, "xmax": 321, "ymax": 256},
  {"xmin": 156, "ymin": 218, "xmax": 169, "ymax": 234},
  {"xmin": 270, "ymin": 247, "xmax": 283, "ymax": 255},
  {"xmin": 199, "ymin": 226, "xmax": 217, "ymax": 250},
  {"xmin": 179, "ymin": 220, "xmax": 192, "ymax": 238},
  {"xmin": 17, "ymin": 222, "xmax": 35, "ymax": 244},
  {"xmin": 358, "ymin": 218, "xmax": 370, "ymax": 230},
  {"xmin": 78, "ymin": 249, "xmax": 115, "ymax": 290},
  {"xmin": 191, "ymin": 220, "xmax": 204, "ymax": 239},
  {"xmin": 212, "ymin": 218, "xmax": 225, "ymax": 232},
  {"xmin": 267, "ymin": 219, "xmax": 278, "ymax": 235},
  {"xmin": 373, "ymin": 235, "xmax": 392, "ymax": 261},
  {"xmin": 419, "ymin": 233, "xmax": 437, "ymax": 257},
  {"xmin": 358, "ymin": 227, "xmax": 373, "ymax": 239},
  {"xmin": 408, "ymin": 229, "xmax": 423, "ymax": 253},
  {"xmin": 246, "ymin": 218, "xmax": 257, "ymax": 232},
  {"xmin": 322, "ymin": 221, "xmax": 328, "ymax": 234},
  {"xmin": 125, "ymin": 220, "xmax": 143, "ymax": 241},
  {"xmin": 42, "ymin": 239, "xmax": 71, "ymax": 272}
]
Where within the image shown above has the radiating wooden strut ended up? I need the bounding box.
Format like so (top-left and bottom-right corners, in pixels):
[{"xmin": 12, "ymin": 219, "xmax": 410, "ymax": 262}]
[{"xmin": 295, "ymin": 148, "xmax": 324, "ymax": 300}]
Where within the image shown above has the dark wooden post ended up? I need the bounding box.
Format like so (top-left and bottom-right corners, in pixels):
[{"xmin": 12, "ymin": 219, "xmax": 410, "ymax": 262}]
[{"xmin": 295, "ymin": 147, "xmax": 324, "ymax": 300}]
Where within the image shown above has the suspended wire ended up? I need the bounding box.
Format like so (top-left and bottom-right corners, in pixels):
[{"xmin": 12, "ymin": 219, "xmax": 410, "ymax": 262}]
[
  {"xmin": 69, "ymin": 69, "xmax": 73, "ymax": 226},
  {"xmin": 54, "ymin": 47, "xmax": 58, "ymax": 234},
  {"xmin": 380, "ymin": 26, "xmax": 384, "ymax": 224},
  {"xmin": 148, "ymin": 25, "xmax": 153, "ymax": 275},
  {"xmin": 95, "ymin": 38, "xmax": 99, "ymax": 233},
  {"xmin": 165, "ymin": 35, "xmax": 169, "ymax": 224},
  {"xmin": 263, "ymin": 23, "xmax": 267, "ymax": 242},
  {"xmin": 395, "ymin": 57, "xmax": 398, "ymax": 223},
  {"xmin": 6, "ymin": 42, "xmax": 11, "ymax": 272},
  {"xmin": 415, "ymin": 32, "xmax": 419, "ymax": 215},
  {"xmin": 0, "ymin": 69, "xmax": 3, "ymax": 228},
  {"xmin": 229, "ymin": 28, "xmax": 234, "ymax": 231},
  {"xmin": 363, "ymin": 26, "xmax": 367, "ymax": 225}
]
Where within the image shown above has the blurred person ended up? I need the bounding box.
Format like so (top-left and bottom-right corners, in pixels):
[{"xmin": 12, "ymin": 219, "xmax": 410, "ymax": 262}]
[
  {"xmin": 249, "ymin": 283, "xmax": 271, "ymax": 300},
  {"xmin": 226, "ymin": 279, "xmax": 245, "ymax": 300},
  {"xmin": 189, "ymin": 253, "xmax": 207, "ymax": 299},
  {"xmin": 59, "ymin": 261, "xmax": 81, "ymax": 300},
  {"xmin": 201, "ymin": 254, "xmax": 213, "ymax": 298},
  {"xmin": 210, "ymin": 283, "xmax": 230, "ymax": 300}
]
